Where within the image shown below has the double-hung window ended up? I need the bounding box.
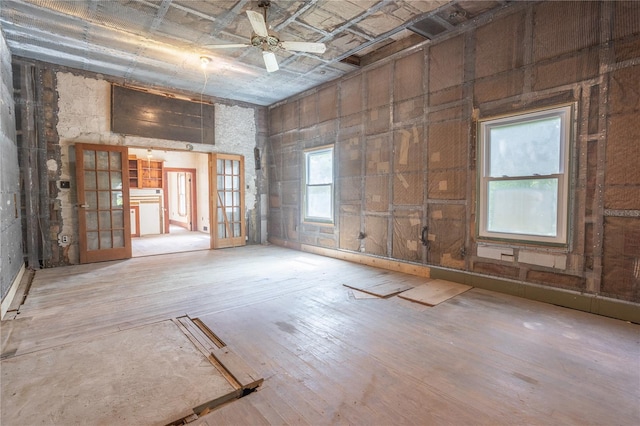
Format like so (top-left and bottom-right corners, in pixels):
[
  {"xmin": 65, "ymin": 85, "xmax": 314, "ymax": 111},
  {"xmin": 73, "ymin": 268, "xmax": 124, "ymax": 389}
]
[
  {"xmin": 304, "ymin": 146, "xmax": 334, "ymax": 223},
  {"xmin": 478, "ymin": 105, "xmax": 572, "ymax": 245}
]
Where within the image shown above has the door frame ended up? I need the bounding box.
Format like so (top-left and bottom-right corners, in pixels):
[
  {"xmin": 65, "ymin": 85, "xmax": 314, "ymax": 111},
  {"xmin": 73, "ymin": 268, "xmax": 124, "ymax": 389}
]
[{"xmin": 163, "ymin": 167, "xmax": 198, "ymax": 232}]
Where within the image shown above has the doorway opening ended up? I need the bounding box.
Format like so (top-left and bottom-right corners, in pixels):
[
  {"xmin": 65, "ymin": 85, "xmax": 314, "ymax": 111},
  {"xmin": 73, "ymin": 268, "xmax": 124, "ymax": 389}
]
[{"xmin": 128, "ymin": 148, "xmax": 210, "ymax": 257}]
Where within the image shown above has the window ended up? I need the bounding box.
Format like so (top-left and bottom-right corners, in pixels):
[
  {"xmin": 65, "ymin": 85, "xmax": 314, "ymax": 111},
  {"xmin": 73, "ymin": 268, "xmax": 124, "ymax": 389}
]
[
  {"xmin": 478, "ymin": 105, "xmax": 572, "ymax": 245},
  {"xmin": 304, "ymin": 146, "xmax": 334, "ymax": 223}
]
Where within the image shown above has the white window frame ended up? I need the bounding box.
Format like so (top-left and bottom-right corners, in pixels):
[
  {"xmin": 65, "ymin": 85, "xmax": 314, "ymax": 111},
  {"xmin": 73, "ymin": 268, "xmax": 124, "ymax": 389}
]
[
  {"xmin": 303, "ymin": 146, "xmax": 334, "ymax": 224},
  {"xmin": 478, "ymin": 104, "xmax": 573, "ymax": 245}
]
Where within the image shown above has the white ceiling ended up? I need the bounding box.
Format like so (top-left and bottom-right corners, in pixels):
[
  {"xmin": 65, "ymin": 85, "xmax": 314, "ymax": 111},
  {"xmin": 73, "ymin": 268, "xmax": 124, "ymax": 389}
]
[{"xmin": 0, "ymin": 0, "xmax": 505, "ymax": 106}]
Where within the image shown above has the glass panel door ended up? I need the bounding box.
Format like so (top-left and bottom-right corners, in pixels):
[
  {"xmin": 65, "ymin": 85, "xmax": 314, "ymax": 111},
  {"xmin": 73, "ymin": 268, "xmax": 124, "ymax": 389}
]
[
  {"xmin": 75, "ymin": 143, "xmax": 131, "ymax": 263},
  {"xmin": 210, "ymin": 154, "xmax": 245, "ymax": 248}
]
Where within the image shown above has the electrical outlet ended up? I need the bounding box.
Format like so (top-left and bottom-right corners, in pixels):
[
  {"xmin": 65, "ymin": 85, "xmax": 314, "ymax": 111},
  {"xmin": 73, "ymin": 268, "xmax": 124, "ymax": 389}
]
[{"xmin": 61, "ymin": 235, "xmax": 69, "ymax": 244}]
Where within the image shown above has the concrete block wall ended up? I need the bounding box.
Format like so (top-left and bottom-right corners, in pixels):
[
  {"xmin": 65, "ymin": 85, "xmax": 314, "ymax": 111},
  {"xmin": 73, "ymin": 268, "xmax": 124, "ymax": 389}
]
[
  {"xmin": 0, "ymin": 29, "xmax": 23, "ymax": 300},
  {"xmin": 267, "ymin": 1, "xmax": 640, "ymax": 304}
]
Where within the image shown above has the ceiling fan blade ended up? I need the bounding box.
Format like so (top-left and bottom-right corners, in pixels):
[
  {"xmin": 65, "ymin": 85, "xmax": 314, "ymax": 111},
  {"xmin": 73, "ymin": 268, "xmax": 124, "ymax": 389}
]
[
  {"xmin": 204, "ymin": 44, "xmax": 251, "ymax": 49},
  {"xmin": 262, "ymin": 51, "xmax": 279, "ymax": 72},
  {"xmin": 280, "ymin": 41, "xmax": 327, "ymax": 54},
  {"xmin": 246, "ymin": 10, "xmax": 268, "ymax": 38}
]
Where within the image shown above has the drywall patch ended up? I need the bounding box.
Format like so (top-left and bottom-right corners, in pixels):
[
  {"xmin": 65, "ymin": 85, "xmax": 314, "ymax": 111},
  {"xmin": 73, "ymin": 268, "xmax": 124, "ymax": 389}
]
[
  {"xmin": 46, "ymin": 158, "xmax": 58, "ymax": 172},
  {"xmin": 519, "ymin": 251, "xmax": 567, "ymax": 269}
]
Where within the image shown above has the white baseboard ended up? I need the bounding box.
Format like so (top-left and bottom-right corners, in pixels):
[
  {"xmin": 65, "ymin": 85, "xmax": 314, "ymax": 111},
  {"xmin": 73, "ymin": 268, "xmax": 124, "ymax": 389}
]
[{"xmin": 1, "ymin": 263, "xmax": 26, "ymax": 320}]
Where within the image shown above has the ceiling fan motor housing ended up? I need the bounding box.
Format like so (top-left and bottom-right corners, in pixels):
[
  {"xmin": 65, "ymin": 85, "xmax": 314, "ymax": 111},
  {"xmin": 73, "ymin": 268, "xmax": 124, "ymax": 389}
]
[{"xmin": 251, "ymin": 33, "xmax": 280, "ymax": 50}]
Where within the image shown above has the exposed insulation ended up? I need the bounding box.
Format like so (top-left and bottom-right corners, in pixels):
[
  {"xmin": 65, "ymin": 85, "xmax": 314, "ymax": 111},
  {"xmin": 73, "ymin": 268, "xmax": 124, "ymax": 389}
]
[
  {"xmin": 339, "ymin": 214, "xmax": 361, "ymax": 251},
  {"xmin": 428, "ymin": 204, "xmax": 465, "ymax": 269},
  {"xmin": 318, "ymin": 86, "xmax": 338, "ymax": 123},
  {"xmin": 364, "ymin": 215, "xmax": 388, "ymax": 256},
  {"xmin": 532, "ymin": 1, "xmax": 600, "ymax": 61},
  {"xmin": 340, "ymin": 75, "xmax": 362, "ymax": 117},
  {"xmin": 428, "ymin": 35, "xmax": 464, "ymax": 92},
  {"xmin": 394, "ymin": 51, "xmax": 424, "ymax": 102},
  {"xmin": 365, "ymin": 63, "xmax": 391, "ymax": 108},
  {"xmin": 392, "ymin": 210, "xmax": 422, "ymax": 262},
  {"xmin": 475, "ymin": 11, "xmax": 525, "ymax": 79},
  {"xmin": 602, "ymin": 217, "xmax": 640, "ymax": 301}
]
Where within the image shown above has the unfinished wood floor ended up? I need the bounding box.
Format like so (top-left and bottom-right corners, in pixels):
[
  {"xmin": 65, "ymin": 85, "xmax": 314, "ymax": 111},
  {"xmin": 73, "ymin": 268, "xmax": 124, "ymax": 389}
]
[{"xmin": 2, "ymin": 245, "xmax": 639, "ymax": 425}]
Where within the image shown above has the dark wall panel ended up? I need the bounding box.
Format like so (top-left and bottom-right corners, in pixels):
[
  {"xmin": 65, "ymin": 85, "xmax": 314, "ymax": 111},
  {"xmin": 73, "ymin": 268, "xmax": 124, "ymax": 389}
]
[{"xmin": 111, "ymin": 85, "xmax": 214, "ymax": 145}]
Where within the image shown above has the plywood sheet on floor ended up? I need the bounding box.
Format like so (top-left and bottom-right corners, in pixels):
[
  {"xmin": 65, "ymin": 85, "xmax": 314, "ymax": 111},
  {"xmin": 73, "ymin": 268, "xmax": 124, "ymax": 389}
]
[
  {"xmin": 0, "ymin": 320, "xmax": 236, "ymax": 425},
  {"xmin": 398, "ymin": 279, "xmax": 472, "ymax": 306},
  {"xmin": 350, "ymin": 289, "xmax": 380, "ymax": 299},
  {"xmin": 343, "ymin": 280, "xmax": 413, "ymax": 297}
]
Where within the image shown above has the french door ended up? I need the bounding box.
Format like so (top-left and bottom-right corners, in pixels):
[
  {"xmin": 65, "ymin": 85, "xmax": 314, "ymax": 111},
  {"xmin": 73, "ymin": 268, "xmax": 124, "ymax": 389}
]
[
  {"xmin": 75, "ymin": 143, "xmax": 132, "ymax": 263},
  {"xmin": 210, "ymin": 154, "xmax": 245, "ymax": 248}
]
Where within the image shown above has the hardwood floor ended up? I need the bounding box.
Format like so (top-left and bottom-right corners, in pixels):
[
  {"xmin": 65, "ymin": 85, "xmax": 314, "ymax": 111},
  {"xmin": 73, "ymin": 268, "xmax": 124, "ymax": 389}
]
[
  {"xmin": 2, "ymin": 245, "xmax": 638, "ymax": 425},
  {"xmin": 132, "ymin": 224, "xmax": 210, "ymax": 257}
]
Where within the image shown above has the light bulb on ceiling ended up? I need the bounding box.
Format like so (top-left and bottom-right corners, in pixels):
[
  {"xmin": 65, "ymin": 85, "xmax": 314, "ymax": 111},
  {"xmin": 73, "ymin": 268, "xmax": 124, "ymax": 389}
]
[{"xmin": 200, "ymin": 56, "xmax": 212, "ymax": 69}]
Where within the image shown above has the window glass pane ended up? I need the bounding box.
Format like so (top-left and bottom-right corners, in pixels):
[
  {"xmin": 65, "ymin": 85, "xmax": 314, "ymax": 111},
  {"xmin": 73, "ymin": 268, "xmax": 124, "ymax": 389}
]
[
  {"xmin": 307, "ymin": 150, "xmax": 333, "ymax": 184},
  {"xmin": 98, "ymin": 191, "xmax": 110, "ymax": 209},
  {"xmin": 233, "ymin": 223, "xmax": 240, "ymax": 237},
  {"xmin": 111, "ymin": 191, "xmax": 123, "ymax": 208},
  {"xmin": 225, "ymin": 160, "xmax": 232, "ymax": 174},
  {"xmin": 100, "ymin": 231, "xmax": 112, "ymax": 249},
  {"xmin": 113, "ymin": 230, "xmax": 124, "ymax": 248},
  {"xmin": 86, "ymin": 211, "xmax": 98, "ymax": 231},
  {"xmin": 217, "ymin": 175, "xmax": 224, "ymax": 190},
  {"xmin": 232, "ymin": 160, "xmax": 239, "ymax": 175},
  {"xmin": 84, "ymin": 171, "xmax": 97, "ymax": 190},
  {"xmin": 97, "ymin": 171, "xmax": 110, "ymax": 190},
  {"xmin": 112, "ymin": 210, "xmax": 124, "ymax": 228},
  {"xmin": 87, "ymin": 231, "xmax": 99, "ymax": 250},
  {"xmin": 307, "ymin": 185, "xmax": 332, "ymax": 219},
  {"xmin": 97, "ymin": 151, "xmax": 109, "ymax": 170},
  {"xmin": 218, "ymin": 223, "xmax": 226, "ymax": 238},
  {"xmin": 83, "ymin": 150, "xmax": 95, "ymax": 169},
  {"xmin": 225, "ymin": 176, "xmax": 232, "ymax": 190},
  {"xmin": 86, "ymin": 192, "xmax": 97, "ymax": 209},
  {"xmin": 109, "ymin": 152, "xmax": 122, "ymax": 170},
  {"xmin": 489, "ymin": 116, "xmax": 561, "ymax": 177},
  {"xmin": 110, "ymin": 172, "xmax": 122, "ymax": 190},
  {"xmin": 487, "ymin": 178, "xmax": 558, "ymax": 237},
  {"xmin": 99, "ymin": 211, "xmax": 111, "ymax": 229}
]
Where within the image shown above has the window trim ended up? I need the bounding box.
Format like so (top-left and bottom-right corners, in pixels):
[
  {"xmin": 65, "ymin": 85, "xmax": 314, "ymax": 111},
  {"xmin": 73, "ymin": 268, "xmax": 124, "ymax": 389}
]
[
  {"xmin": 303, "ymin": 145, "xmax": 334, "ymax": 224},
  {"xmin": 477, "ymin": 104, "xmax": 573, "ymax": 245}
]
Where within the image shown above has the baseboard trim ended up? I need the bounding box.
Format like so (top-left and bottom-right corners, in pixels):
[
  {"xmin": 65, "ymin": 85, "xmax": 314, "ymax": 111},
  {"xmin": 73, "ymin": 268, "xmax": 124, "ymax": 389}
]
[
  {"xmin": 269, "ymin": 240, "xmax": 639, "ymax": 324},
  {"xmin": 269, "ymin": 238, "xmax": 430, "ymax": 278},
  {"xmin": 1, "ymin": 263, "xmax": 26, "ymax": 320},
  {"xmin": 429, "ymin": 266, "xmax": 640, "ymax": 324}
]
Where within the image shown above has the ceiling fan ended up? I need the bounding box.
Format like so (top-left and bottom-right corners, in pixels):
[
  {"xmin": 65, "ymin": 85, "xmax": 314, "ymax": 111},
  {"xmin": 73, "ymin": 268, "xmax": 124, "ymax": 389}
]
[{"xmin": 205, "ymin": 0, "xmax": 326, "ymax": 72}]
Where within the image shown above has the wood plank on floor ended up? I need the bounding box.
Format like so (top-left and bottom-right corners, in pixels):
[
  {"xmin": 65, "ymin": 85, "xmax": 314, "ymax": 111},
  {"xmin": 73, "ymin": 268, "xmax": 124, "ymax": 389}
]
[{"xmin": 397, "ymin": 279, "xmax": 472, "ymax": 306}]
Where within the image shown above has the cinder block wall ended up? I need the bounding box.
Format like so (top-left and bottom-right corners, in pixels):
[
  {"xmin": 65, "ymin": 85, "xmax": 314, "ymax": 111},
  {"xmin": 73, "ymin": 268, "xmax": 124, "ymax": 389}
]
[
  {"xmin": 267, "ymin": 1, "xmax": 640, "ymax": 304},
  {"xmin": 0, "ymin": 30, "xmax": 23, "ymax": 300}
]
